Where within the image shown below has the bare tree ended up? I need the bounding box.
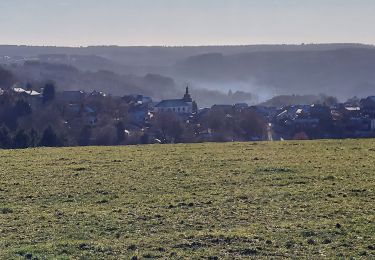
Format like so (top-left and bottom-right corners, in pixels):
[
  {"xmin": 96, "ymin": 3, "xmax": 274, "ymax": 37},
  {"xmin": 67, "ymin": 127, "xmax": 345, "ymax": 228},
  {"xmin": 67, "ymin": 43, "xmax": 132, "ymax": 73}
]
[{"xmin": 152, "ymin": 112, "xmax": 184, "ymax": 143}]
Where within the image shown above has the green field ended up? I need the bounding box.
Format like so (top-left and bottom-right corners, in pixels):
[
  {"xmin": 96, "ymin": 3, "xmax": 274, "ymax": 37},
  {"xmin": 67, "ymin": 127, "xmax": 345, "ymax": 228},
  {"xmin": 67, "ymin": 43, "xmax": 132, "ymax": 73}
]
[{"xmin": 0, "ymin": 140, "xmax": 374, "ymax": 259}]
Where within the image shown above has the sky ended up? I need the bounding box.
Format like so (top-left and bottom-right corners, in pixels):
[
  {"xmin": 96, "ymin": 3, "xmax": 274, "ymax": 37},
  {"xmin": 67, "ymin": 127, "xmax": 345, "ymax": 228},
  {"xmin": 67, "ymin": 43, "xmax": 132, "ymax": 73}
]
[{"xmin": 0, "ymin": 0, "xmax": 375, "ymax": 46}]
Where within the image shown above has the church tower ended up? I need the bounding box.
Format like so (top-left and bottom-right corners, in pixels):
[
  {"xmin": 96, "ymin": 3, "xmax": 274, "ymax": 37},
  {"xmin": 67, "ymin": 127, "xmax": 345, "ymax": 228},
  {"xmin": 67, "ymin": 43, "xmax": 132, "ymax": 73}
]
[{"xmin": 183, "ymin": 86, "xmax": 192, "ymax": 102}]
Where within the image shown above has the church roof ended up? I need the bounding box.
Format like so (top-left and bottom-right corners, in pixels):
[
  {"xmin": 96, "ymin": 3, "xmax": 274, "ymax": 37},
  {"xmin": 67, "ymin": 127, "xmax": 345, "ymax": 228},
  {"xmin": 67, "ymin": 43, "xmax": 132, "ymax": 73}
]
[{"xmin": 155, "ymin": 99, "xmax": 191, "ymax": 108}]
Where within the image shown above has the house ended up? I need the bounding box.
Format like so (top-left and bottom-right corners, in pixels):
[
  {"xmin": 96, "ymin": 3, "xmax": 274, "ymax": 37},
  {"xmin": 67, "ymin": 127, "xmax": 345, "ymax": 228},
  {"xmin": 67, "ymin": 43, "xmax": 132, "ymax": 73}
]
[
  {"xmin": 60, "ymin": 90, "xmax": 86, "ymax": 104},
  {"xmin": 12, "ymin": 87, "xmax": 42, "ymax": 107},
  {"xmin": 252, "ymin": 106, "xmax": 277, "ymax": 120},
  {"xmin": 234, "ymin": 103, "xmax": 248, "ymax": 111},
  {"xmin": 64, "ymin": 104, "xmax": 97, "ymax": 126},
  {"xmin": 336, "ymin": 104, "xmax": 361, "ymax": 120},
  {"xmin": 154, "ymin": 87, "xmax": 193, "ymax": 114},
  {"xmin": 195, "ymin": 108, "xmax": 210, "ymax": 118},
  {"xmin": 13, "ymin": 87, "xmax": 41, "ymax": 97},
  {"xmin": 310, "ymin": 104, "xmax": 331, "ymax": 119},
  {"xmin": 65, "ymin": 103, "xmax": 95, "ymax": 115},
  {"xmin": 127, "ymin": 94, "xmax": 153, "ymax": 105},
  {"xmin": 128, "ymin": 106, "xmax": 150, "ymax": 125},
  {"xmin": 141, "ymin": 96, "xmax": 153, "ymax": 105},
  {"xmin": 90, "ymin": 90, "xmax": 107, "ymax": 97},
  {"xmin": 211, "ymin": 104, "xmax": 233, "ymax": 111},
  {"xmin": 276, "ymin": 106, "xmax": 305, "ymax": 122}
]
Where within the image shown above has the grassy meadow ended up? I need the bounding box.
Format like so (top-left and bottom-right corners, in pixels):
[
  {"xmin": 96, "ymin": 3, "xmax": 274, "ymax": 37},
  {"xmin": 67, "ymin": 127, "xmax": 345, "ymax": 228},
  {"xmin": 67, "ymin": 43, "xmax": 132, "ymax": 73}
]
[{"xmin": 0, "ymin": 140, "xmax": 374, "ymax": 259}]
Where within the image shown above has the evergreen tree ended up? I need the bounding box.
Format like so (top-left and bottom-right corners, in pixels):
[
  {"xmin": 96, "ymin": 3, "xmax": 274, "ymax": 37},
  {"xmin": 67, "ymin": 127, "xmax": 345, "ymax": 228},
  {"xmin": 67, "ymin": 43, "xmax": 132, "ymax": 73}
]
[
  {"xmin": 14, "ymin": 99, "xmax": 32, "ymax": 117},
  {"xmin": 42, "ymin": 83, "xmax": 56, "ymax": 104},
  {"xmin": 0, "ymin": 66, "xmax": 14, "ymax": 89},
  {"xmin": 28, "ymin": 128, "xmax": 39, "ymax": 147},
  {"xmin": 192, "ymin": 101, "xmax": 198, "ymax": 114},
  {"xmin": 26, "ymin": 82, "xmax": 33, "ymax": 91},
  {"xmin": 140, "ymin": 133, "xmax": 149, "ymax": 144},
  {"xmin": 78, "ymin": 126, "xmax": 92, "ymax": 146},
  {"xmin": 0, "ymin": 126, "xmax": 12, "ymax": 149},
  {"xmin": 13, "ymin": 130, "xmax": 30, "ymax": 149},
  {"xmin": 39, "ymin": 126, "xmax": 60, "ymax": 147},
  {"xmin": 115, "ymin": 121, "xmax": 126, "ymax": 144}
]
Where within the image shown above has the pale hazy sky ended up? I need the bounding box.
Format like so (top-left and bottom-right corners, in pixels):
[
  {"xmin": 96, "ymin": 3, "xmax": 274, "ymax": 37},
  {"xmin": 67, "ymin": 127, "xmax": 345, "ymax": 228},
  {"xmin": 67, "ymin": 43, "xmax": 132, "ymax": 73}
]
[{"xmin": 1, "ymin": 0, "xmax": 374, "ymax": 46}]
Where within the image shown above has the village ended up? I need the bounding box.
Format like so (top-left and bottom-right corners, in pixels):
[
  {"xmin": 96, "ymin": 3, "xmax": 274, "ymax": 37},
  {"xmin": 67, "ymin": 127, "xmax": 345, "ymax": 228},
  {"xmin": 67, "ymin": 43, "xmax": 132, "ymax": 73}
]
[{"xmin": 1, "ymin": 82, "xmax": 375, "ymax": 148}]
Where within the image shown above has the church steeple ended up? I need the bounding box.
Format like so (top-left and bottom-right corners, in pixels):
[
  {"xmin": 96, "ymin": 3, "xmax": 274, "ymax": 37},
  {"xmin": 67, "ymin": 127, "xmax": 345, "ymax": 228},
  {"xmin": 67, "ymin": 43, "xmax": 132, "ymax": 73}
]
[{"xmin": 183, "ymin": 85, "xmax": 192, "ymax": 102}]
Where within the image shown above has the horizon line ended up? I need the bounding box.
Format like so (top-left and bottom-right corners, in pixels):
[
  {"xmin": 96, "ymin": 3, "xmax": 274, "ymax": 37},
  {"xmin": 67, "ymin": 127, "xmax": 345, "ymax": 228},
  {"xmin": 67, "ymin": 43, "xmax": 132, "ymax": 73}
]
[{"xmin": 0, "ymin": 42, "xmax": 374, "ymax": 48}]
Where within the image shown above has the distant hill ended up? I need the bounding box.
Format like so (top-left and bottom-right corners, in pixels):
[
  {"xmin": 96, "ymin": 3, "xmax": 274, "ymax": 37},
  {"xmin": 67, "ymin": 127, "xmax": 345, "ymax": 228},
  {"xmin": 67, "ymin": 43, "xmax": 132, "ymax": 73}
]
[
  {"xmin": 1, "ymin": 43, "xmax": 373, "ymax": 68},
  {"xmin": 0, "ymin": 66, "xmax": 15, "ymax": 88},
  {"xmin": 2, "ymin": 44, "xmax": 375, "ymax": 103},
  {"xmin": 3, "ymin": 62, "xmax": 252, "ymax": 107},
  {"xmin": 175, "ymin": 48, "xmax": 375, "ymax": 100},
  {"xmin": 6, "ymin": 61, "xmax": 179, "ymax": 100}
]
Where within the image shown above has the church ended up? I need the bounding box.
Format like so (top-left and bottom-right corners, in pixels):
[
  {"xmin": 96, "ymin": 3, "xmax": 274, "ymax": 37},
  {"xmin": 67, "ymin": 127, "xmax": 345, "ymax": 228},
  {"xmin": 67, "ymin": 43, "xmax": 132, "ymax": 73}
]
[{"xmin": 155, "ymin": 87, "xmax": 194, "ymax": 114}]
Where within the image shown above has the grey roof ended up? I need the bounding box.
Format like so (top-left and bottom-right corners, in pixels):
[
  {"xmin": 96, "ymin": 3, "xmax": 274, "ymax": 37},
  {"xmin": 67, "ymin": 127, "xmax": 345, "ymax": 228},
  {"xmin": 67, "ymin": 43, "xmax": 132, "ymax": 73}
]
[
  {"xmin": 235, "ymin": 103, "xmax": 248, "ymax": 108},
  {"xmin": 155, "ymin": 99, "xmax": 191, "ymax": 108},
  {"xmin": 211, "ymin": 104, "xmax": 233, "ymax": 109},
  {"xmin": 61, "ymin": 90, "xmax": 86, "ymax": 102}
]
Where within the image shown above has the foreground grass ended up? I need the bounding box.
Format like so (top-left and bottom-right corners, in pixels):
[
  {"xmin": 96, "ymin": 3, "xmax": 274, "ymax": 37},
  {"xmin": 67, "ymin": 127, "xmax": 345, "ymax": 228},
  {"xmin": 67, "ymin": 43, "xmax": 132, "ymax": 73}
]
[{"xmin": 0, "ymin": 140, "xmax": 374, "ymax": 259}]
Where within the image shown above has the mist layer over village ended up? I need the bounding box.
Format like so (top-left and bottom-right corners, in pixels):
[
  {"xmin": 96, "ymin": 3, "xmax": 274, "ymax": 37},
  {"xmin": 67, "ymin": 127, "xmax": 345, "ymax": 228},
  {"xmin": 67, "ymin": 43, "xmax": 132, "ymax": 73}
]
[{"xmin": 2, "ymin": 44, "xmax": 375, "ymax": 106}]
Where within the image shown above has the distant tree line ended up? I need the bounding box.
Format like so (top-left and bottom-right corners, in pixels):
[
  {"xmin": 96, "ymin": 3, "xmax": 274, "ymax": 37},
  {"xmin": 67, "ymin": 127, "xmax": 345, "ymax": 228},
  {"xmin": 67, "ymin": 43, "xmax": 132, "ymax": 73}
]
[{"xmin": 0, "ymin": 89, "xmax": 266, "ymax": 149}]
